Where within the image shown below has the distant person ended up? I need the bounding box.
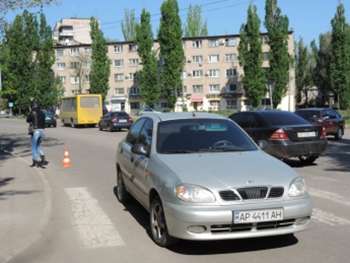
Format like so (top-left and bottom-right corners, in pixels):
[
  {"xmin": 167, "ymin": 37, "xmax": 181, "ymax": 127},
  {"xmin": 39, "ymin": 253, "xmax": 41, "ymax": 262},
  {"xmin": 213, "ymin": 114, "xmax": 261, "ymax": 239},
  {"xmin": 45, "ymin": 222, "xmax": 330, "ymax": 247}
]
[{"xmin": 26, "ymin": 100, "xmax": 48, "ymax": 167}]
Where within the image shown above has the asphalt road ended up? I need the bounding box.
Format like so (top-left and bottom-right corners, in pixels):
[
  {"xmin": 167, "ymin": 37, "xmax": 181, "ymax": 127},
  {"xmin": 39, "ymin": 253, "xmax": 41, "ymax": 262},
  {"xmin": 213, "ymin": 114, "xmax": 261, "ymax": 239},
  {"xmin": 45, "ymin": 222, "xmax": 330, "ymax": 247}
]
[{"xmin": 1, "ymin": 118, "xmax": 350, "ymax": 263}]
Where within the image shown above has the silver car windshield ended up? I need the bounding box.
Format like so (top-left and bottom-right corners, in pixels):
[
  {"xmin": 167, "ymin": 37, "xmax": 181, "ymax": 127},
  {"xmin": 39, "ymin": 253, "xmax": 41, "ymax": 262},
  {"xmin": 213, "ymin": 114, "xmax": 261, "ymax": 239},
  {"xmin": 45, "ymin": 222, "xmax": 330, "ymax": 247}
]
[{"xmin": 157, "ymin": 119, "xmax": 258, "ymax": 154}]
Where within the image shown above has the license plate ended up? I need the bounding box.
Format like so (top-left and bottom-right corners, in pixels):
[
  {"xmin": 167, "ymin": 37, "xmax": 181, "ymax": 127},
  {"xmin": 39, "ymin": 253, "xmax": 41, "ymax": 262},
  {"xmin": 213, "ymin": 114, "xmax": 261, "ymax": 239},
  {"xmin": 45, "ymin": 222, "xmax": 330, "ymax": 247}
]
[
  {"xmin": 233, "ymin": 208, "xmax": 284, "ymax": 224},
  {"xmin": 45, "ymin": 117, "xmax": 51, "ymax": 120},
  {"xmin": 119, "ymin": 119, "xmax": 127, "ymax": 122},
  {"xmin": 297, "ymin": 131, "xmax": 316, "ymax": 138}
]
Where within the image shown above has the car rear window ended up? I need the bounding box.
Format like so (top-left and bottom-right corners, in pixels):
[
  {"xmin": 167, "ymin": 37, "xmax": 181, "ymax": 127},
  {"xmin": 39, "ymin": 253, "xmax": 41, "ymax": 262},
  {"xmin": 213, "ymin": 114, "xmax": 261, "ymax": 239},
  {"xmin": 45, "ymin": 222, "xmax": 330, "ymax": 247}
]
[
  {"xmin": 261, "ymin": 112, "xmax": 310, "ymax": 126},
  {"xmin": 111, "ymin": 112, "xmax": 128, "ymax": 117},
  {"xmin": 295, "ymin": 110, "xmax": 320, "ymax": 120}
]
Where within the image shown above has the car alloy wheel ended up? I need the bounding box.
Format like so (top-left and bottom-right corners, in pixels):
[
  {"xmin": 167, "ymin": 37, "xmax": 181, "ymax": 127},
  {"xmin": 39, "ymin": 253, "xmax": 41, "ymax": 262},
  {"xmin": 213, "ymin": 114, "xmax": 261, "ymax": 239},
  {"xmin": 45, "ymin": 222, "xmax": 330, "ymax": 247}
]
[
  {"xmin": 116, "ymin": 170, "xmax": 131, "ymax": 203},
  {"xmin": 150, "ymin": 196, "xmax": 178, "ymax": 247},
  {"xmin": 335, "ymin": 128, "xmax": 343, "ymax": 140}
]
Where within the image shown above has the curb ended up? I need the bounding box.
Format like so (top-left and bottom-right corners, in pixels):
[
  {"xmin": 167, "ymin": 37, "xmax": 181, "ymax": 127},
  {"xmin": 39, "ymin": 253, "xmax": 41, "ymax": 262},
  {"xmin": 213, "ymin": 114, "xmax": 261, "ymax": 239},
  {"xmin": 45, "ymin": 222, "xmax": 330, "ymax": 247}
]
[{"xmin": 4, "ymin": 150, "xmax": 52, "ymax": 263}]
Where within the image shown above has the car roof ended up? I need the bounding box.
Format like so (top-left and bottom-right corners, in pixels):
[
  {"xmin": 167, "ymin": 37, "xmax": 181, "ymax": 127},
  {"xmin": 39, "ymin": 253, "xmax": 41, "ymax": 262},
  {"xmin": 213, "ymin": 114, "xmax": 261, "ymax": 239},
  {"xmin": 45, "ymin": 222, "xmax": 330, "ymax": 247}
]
[
  {"xmin": 141, "ymin": 112, "xmax": 228, "ymax": 122},
  {"xmin": 295, "ymin": 108, "xmax": 335, "ymax": 111}
]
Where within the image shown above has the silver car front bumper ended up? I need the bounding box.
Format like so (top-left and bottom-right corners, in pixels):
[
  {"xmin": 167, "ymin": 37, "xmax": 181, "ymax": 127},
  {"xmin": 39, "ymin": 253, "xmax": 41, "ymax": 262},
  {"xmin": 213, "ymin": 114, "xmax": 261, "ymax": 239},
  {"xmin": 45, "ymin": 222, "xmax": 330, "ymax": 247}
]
[{"xmin": 163, "ymin": 197, "xmax": 313, "ymax": 241}]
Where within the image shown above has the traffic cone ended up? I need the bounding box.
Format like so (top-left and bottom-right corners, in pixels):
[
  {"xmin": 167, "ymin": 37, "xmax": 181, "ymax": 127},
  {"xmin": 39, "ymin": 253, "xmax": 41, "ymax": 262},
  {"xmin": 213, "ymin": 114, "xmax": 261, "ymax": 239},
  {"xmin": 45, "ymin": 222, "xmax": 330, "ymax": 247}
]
[{"xmin": 62, "ymin": 147, "xmax": 72, "ymax": 167}]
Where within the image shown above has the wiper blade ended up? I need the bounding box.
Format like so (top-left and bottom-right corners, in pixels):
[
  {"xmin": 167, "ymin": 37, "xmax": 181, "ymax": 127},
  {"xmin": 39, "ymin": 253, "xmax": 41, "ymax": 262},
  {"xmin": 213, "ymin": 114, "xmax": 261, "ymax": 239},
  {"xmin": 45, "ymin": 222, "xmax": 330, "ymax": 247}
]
[
  {"xmin": 199, "ymin": 147, "xmax": 246, "ymax": 152},
  {"xmin": 163, "ymin": 150, "xmax": 195, "ymax": 154}
]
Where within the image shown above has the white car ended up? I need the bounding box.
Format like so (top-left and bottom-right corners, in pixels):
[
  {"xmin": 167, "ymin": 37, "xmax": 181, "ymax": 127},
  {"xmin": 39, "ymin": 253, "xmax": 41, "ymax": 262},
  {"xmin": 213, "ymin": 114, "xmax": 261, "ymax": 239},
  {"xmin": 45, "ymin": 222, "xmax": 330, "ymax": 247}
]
[{"xmin": 137, "ymin": 108, "xmax": 161, "ymax": 116}]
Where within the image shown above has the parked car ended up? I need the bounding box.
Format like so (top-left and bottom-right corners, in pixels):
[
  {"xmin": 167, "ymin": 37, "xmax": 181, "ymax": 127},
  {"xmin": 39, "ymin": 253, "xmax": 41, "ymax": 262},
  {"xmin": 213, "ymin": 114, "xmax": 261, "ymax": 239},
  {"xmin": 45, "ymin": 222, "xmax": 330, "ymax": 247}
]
[
  {"xmin": 294, "ymin": 108, "xmax": 345, "ymax": 140},
  {"xmin": 228, "ymin": 110, "xmax": 328, "ymax": 164},
  {"xmin": 98, "ymin": 111, "xmax": 133, "ymax": 132},
  {"xmin": 42, "ymin": 110, "xmax": 57, "ymax": 127},
  {"xmin": 137, "ymin": 108, "xmax": 161, "ymax": 116},
  {"xmin": 115, "ymin": 113, "xmax": 312, "ymax": 247}
]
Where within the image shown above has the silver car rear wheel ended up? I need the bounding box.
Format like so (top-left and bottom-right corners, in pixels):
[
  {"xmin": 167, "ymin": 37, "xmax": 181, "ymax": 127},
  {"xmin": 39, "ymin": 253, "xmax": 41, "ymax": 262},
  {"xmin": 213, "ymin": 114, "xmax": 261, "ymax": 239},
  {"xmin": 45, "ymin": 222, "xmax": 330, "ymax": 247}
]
[
  {"xmin": 116, "ymin": 170, "xmax": 131, "ymax": 203},
  {"xmin": 150, "ymin": 196, "xmax": 178, "ymax": 247}
]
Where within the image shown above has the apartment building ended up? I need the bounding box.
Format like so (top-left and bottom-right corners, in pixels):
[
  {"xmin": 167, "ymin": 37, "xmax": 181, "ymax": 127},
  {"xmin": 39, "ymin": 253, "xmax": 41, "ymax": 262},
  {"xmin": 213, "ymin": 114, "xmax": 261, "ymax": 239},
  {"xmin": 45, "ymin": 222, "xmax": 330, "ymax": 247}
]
[{"xmin": 52, "ymin": 31, "xmax": 296, "ymax": 115}]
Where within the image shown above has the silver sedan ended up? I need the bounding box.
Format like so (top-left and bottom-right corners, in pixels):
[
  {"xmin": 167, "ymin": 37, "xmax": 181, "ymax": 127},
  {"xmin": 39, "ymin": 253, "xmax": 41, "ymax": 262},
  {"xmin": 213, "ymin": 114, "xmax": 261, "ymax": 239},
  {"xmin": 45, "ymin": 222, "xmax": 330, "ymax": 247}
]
[{"xmin": 115, "ymin": 113, "xmax": 312, "ymax": 247}]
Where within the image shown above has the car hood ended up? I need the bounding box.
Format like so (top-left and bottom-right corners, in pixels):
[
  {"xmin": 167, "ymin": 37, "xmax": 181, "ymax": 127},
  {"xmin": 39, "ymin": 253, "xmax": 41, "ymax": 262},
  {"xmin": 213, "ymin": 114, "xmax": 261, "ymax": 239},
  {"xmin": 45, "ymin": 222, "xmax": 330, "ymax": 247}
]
[{"xmin": 156, "ymin": 151, "xmax": 299, "ymax": 189}]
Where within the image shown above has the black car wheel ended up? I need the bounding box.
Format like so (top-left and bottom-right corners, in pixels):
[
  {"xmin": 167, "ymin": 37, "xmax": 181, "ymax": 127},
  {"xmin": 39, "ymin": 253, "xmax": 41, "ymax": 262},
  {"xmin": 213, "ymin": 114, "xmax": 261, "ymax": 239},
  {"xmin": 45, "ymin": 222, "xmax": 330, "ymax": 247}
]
[
  {"xmin": 116, "ymin": 169, "xmax": 131, "ymax": 203},
  {"xmin": 107, "ymin": 124, "xmax": 113, "ymax": 132},
  {"xmin": 335, "ymin": 128, "xmax": 343, "ymax": 140},
  {"xmin": 98, "ymin": 124, "xmax": 103, "ymax": 131},
  {"xmin": 53, "ymin": 124, "xmax": 57, "ymax": 128},
  {"xmin": 299, "ymin": 156, "xmax": 317, "ymax": 165},
  {"xmin": 150, "ymin": 196, "xmax": 178, "ymax": 247}
]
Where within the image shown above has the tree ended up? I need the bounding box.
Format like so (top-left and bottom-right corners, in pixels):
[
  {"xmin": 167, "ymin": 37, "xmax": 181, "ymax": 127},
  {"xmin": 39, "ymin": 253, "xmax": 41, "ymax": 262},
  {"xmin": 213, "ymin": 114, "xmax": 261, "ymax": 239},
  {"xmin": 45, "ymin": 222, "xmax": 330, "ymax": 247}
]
[
  {"xmin": 121, "ymin": 9, "xmax": 138, "ymax": 41},
  {"xmin": 157, "ymin": 0, "xmax": 184, "ymax": 110},
  {"xmin": 311, "ymin": 32, "xmax": 332, "ymax": 103},
  {"xmin": 237, "ymin": 4, "xmax": 266, "ymax": 108},
  {"xmin": 183, "ymin": 4, "xmax": 208, "ymax": 37},
  {"xmin": 0, "ymin": 0, "xmax": 61, "ymax": 35},
  {"xmin": 89, "ymin": 16, "xmax": 111, "ymax": 103},
  {"xmin": 264, "ymin": 0, "xmax": 291, "ymax": 108},
  {"xmin": 68, "ymin": 50, "xmax": 91, "ymax": 93},
  {"xmin": 329, "ymin": 3, "xmax": 350, "ymax": 109},
  {"xmin": 295, "ymin": 38, "xmax": 314, "ymax": 104},
  {"xmin": 135, "ymin": 8, "xmax": 160, "ymax": 109}
]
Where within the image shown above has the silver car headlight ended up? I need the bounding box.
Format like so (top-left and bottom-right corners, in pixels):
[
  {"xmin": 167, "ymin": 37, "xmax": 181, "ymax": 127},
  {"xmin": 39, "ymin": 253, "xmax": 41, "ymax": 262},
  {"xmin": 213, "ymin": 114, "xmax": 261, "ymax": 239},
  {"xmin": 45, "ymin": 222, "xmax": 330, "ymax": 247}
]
[
  {"xmin": 288, "ymin": 177, "xmax": 308, "ymax": 197},
  {"xmin": 176, "ymin": 184, "xmax": 216, "ymax": 203}
]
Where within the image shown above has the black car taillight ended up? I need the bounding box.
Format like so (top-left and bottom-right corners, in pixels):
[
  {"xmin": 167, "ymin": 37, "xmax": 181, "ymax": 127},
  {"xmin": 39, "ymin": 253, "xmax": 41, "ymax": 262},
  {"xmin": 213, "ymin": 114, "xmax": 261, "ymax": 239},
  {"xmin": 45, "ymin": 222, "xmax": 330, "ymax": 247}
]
[
  {"xmin": 269, "ymin": 128, "xmax": 289, "ymax": 140},
  {"xmin": 111, "ymin": 118, "xmax": 118, "ymax": 123}
]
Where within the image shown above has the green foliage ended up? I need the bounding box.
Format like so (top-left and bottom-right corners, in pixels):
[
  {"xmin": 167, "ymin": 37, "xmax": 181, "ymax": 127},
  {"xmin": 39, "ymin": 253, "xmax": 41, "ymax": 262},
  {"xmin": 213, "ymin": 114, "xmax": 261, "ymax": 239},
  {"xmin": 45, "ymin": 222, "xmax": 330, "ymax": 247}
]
[
  {"xmin": 157, "ymin": 0, "xmax": 185, "ymax": 109},
  {"xmin": 237, "ymin": 4, "xmax": 266, "ymax": 108},
  {"xmin": 329, "ymin": 3, "xmax": 350, "ymax": 110},
  {"xmin": 183, "ymin": 4, "xmax": 208, "ymax": 37},
  {"xmin": 295, "ymin": 38, "xmax": 314, "ymax": 103},
  {"xmin": 264, "ymin": 0, "xmax": 291, "ymax": 108},
  {"xmin": 121, "ymin": 9, "xmax": 138, "ymax": 41},
  {"xmin": 135, "ymin": 8, "xmax": 160, "ymax": 109},
  {"xmin": 89, "ymin": 16, "xmax": 111, "ymax": 103}
]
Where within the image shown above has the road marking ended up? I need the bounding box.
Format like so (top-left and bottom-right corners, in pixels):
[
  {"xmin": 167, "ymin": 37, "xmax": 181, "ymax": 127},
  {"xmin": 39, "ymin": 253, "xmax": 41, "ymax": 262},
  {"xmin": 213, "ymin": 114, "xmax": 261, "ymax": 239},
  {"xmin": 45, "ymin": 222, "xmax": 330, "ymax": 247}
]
[
  {"xmin": 312, "ymin": 208, "xmax": 350, "ymax": 226},
  {"xmin": 309, "ymin": 188, "xmax": 350, "ymax": 207},
  {"xmin": 65, "ymin": 187, "xmax": 125, "ymax": 249}
]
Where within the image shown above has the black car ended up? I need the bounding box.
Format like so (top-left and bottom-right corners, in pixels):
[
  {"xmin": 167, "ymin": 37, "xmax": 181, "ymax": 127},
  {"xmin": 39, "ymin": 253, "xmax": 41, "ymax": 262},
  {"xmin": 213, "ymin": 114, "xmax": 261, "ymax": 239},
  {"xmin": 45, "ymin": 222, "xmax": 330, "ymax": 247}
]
[
  {"xmin": 43, "ymin": 110, "xmax": 57, "ymax": 127},
  {"xmin": 229, "ymin": 110, "xmax": 328, "ymax": 164},
  {"xmin": 98, "ymin": 111, "xmax": 133, "ymax": 132}
]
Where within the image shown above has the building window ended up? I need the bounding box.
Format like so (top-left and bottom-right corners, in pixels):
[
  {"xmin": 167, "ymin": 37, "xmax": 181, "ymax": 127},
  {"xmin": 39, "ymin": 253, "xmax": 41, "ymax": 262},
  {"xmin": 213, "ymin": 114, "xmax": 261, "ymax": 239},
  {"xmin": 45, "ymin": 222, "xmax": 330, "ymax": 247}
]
[
  {"xmin": 181, "ymin": 71, "xmax": 187, "ymax": 79},
  {"xmin": 225, "ymin": 53, "xmax": 237, "ymax": 62},
  {"xmin": 57, "ymin": 63, "xmax": 65, "ymax": 70},
  {"xmin": 130, "ymin": 102, "xmax": 140, "ymax": 109},
  {"xmin": 59, "ymin": 76, "xmax": 66, "ymax": 83},
  {"xmin": 159, "ymin": 57, "xmax": 165, "ymax": 65},
  {"xmin": 161, "ymin": 102, "xmax": 168, "ymax": 108},
  {"xmin": 70, "ymin": 48, "xmax": 79, "ymax": 56},
  {"xmin": 226, "ymin": 68, "xmax": 237, "ymax": 78},
  {"xmin": 209, "ymin": 84, "xmax": 220, "ymax": 92},
  {"xmin": 210, "ymin": 101, "xmax": 220, "ymax": 107},
  {"xmin": 263, "ymin": 52, "xmax": 269, "ymax": 60},
  {"xmin": 183, "ymin": 85, "xmax": 187, "ymax": 93},
  {"xmin": 85, "ymin": 75, "xmax": 90, "ymax": 82},
  {"xmin": 129, "ymin": 44, "xmax": 138, "ymax": 52},
  {"xmin": 129, "ymin": 59, "xmax": 139, "ymax": 66},
  {"xmin": 192, "ymin": 40, "xmax": 202, "ymax": 48},
  {"xmin": 70, "ymin": 76, "xmax": 80, "ymax": 84},
  {"xmin": 114, "ymin": 60, "xmax": 124, "ymax": 67},
  {"xmin": 182, "ymin": 41, "xmax": 186, "ymax": 49},
  {"xmin": 208, "ymin": 39, "xmax": 219, "ymax": 47},
  {"xmin": 208, "ymin": 69, "xmax": 220, "ymax": 77},
  {"xmin": 128, "ymin": 73, "xmax": 137, "ymax": 80},
  {"xmin": 72, "ymin": 90, "xmax": 80, "ymax": 95},
  {"xmin": 70, "ymin": 62, "xmax": 79, "ymax": 68},
  {"xmin": 193, "ymin": 85, "xmax": 203, "ymax": 93},
  {"xmin": 84, "ymin": 61, "xmax": 92, "ymax": 69},
  {"xmin": 114, "ymin": 74, "xmax": 124, "ymax": 81},
  {"xmin": 129, "ymin": 87, "xmax": 140, "ymax": 95},
  {"xmin": 225, "ymin": 38, "xmax": 236, "ymax": 47},
  {"xmin": 208, "ymin": 55, "xmax": 219, "ymax": 63},
  {"xmin": 226, "ymin": 84, "xmax": 237, "ymax": 92},
  {"xmin": 262, "ymin": 36, "xmax": 269, "ymax": 44},
  {"xmin": 192, "ymin": 56, "xmax": 203, "ymax": 63},
  {"xmin": 115, "ymin": 88, "xmax": 124, "ymax": 95},
  {"xmin": 84, "ymin": 47, "xmax": 92, "ymax": 55},
  {"xmin": 57, "ymin": 49, "xmax": 65, "ymax": 56},
  {"xmin": 114, "ymin": 45, "xmax": 123, "ymax": 53},
  {"xmin": 192, "ymin": 70, "xmax": 203, "ymax": 78},
  {"xmin": 226, "ymin": 100, "xmax": 237, "ymax": 109}
]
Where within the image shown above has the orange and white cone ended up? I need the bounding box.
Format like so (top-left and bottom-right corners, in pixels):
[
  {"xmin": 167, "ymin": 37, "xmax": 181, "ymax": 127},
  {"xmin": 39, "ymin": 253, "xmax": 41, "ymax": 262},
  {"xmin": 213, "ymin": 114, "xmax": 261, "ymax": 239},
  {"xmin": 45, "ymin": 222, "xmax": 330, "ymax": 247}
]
[{"xmin": 62, "ymin": 147, "xmax": 72, "ymax": 167}]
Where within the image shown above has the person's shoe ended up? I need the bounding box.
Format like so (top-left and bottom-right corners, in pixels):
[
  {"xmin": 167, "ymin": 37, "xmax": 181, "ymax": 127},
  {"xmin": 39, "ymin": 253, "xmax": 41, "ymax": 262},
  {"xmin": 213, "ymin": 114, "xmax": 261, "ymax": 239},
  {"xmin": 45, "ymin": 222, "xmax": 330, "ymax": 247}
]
[
  {"xmin": 40, "ymin": 155, "xmax": 48, "ymax": 165},
  {"xmin": 30, "ymin": 160, "xmax": 38, "ymax": 168}
]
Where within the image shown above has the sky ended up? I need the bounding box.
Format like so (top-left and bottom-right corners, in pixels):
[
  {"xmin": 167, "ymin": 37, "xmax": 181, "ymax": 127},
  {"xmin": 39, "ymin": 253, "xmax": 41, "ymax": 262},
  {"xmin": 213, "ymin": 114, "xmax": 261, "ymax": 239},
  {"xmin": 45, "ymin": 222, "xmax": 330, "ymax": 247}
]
[{"xmin": 5, "ymin": 0, "xmax": 350, "ymax": 46}]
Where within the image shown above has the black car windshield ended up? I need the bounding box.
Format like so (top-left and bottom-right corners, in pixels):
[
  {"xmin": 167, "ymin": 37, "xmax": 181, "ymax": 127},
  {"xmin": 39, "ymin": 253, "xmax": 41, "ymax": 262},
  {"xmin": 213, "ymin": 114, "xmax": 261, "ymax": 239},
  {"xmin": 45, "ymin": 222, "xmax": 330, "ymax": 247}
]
[{"xmin": 157, "ymin": 119, "xmax": 258, "ymax": 154}]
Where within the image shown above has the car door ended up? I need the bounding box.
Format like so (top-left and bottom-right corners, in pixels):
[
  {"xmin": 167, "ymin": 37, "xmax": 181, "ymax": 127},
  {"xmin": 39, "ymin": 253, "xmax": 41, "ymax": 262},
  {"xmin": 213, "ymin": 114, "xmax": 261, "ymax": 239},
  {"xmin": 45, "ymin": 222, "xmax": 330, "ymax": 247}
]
[
  {"xmin": 321, "ymin": 109, "xmax": 335, "ymax": 134},
  {"xmin": 118, "ymin": 118, "xmax": 146, "ymax": 197},
  {"xmin": 329, "ymin": 109, "xmax": 340, "ymax": 133}
]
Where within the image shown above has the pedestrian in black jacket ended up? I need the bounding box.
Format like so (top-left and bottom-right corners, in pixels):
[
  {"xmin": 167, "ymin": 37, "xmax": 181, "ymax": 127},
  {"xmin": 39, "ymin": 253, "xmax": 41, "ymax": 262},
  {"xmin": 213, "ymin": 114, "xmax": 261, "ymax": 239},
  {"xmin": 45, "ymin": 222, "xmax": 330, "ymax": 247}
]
[{"xmin": 26, "ymin": 101, "xmax": 48, "ymax": 167}]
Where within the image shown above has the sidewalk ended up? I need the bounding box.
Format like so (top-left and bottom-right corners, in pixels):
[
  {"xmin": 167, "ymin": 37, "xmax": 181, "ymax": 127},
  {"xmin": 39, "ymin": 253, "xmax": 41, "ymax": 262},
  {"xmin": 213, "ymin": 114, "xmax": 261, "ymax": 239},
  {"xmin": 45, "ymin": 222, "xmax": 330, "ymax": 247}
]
[{"xmin": 0, "ymin": 150, "xmax": 51, "ymax": 263}]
